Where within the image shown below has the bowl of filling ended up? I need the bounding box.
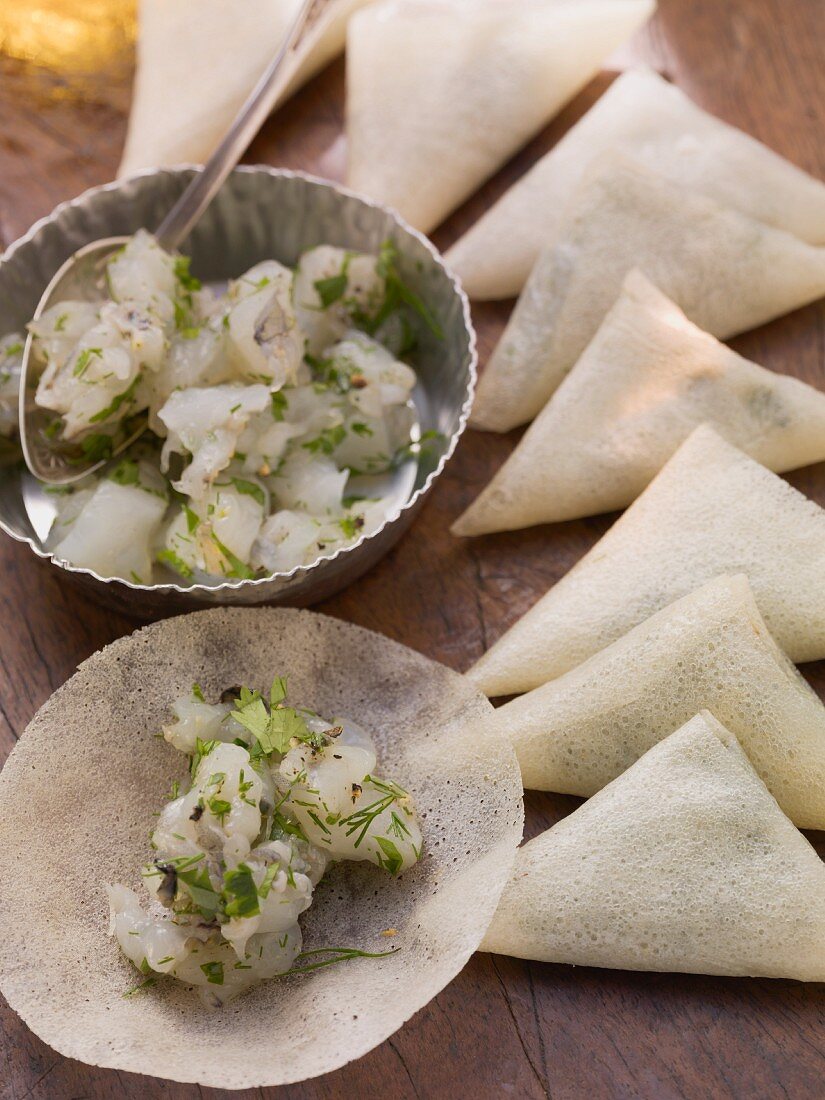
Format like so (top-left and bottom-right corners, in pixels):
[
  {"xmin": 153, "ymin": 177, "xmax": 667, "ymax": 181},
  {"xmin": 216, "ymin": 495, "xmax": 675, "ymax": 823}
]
[{"xmin": 0, "ymin": 166, "xmax": 475, "ymax": 614}]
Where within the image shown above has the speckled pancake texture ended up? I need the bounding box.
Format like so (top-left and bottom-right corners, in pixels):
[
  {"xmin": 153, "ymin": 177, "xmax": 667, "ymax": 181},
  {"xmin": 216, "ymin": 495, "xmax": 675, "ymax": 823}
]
[{"xmin": 0, "ymin": 607, "xmax": 523, "ymax": 1090}]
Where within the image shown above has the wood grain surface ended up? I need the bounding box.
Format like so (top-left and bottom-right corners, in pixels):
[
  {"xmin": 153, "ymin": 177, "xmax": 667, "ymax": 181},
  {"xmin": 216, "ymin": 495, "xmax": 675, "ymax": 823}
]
[{"xmin": 2, "ymin": 1, "xmax": 825, "ymax": 1097}]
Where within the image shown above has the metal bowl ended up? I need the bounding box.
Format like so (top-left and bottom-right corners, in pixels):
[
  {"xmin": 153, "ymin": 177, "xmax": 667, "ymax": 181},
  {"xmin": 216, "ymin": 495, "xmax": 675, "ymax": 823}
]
[{"xmin": 0, "ymin": 166, "xmax": 476, "ymax": 616}]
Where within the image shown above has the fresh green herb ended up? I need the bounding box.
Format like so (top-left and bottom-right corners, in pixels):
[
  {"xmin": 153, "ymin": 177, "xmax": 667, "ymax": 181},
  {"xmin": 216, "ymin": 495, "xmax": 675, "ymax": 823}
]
[
  {"xmin": 177, "ymin": 865, "xmax": 220, "ymax": 919},
  {"xmin": 123, "ymin": 976, "xmax": 157, "ymax": 997},
  {"xmin": 181, "ymin": 326, "xmax": 201, "ymax": 340},
  {"xmin": 339, "ymin": 778, "xmax": 408, "ymax": 849},
  {"xmin": 79, "ymin": 432, "xmax": 114, "ymax": 464},
  {"xmin": 208, "ymin": 796, "xmax": 232, "ymax": 821},
  {"xmin": 339, "ymin": 515, "xmax": 364, "ymax": 539},
  {"xmin": 157, "ymin": 548, "xmax": 193, "ymax": 578},
  {"xmin": 3, "ymin": 341, "xmax": 23, "ymax": 357},
  {"xmin": 200, "ymin": 960, "xmax": 224, "ymax": 985},
  {"xmin": 356, "ymin": 240, "xmax": 443, "ymax": 340},
  {"xmin": 54, "ymin": 312, "xmax": 69, "ymax": 332},
  {"xmin": 302, "ymin": 424, "xmax": 346, "ymax": 455},
  {"xmin": 222, "ymin": 863, "xmax": 261, "ymax": 920},
  {"xmin": 108, "ymin": 457, "xmax": 140, "ymax": 486},
  {"xmin": 232, "ymin": 679, "xmax": 313, "ymax": 756},
  {"xmin": 44, "ymin": 417, "xmax": 63, "ymax": 440},
  {"xmin": 351, "ymin": 422, "xmax": 373, "ymax": 437},
  {"xmin": 313, "ymin": 254, "xmax": 351, "ymax": 308},
  {"xmin": 72, "ymin": 347, "xmax": 103, "ymax": 378},
  {"xmin": 184, "ymin": 504, "xmax": 200, "ymax": 534},
  {"xmin": 89, "ymin": 374, "xmax": 140, "ymax": 424},
  {"xmin": 278, "ymin": 945, "xmax": 398, "ymax": 978},
  {"xmin": 189, "ymin": 737, "xmax": 219, "ymax": 778},
  {"xmin": 270, "ymin": 390, "xmax": 288, "ymax": 421},
  {"xmin": 228, "ymin": 477, "xmax": 265, "ymax": 507},
  {"xmin": 375, "ymin": 836, "xmax": 404, "ymax": 875},
  {"xmin": 174, "ymin": 256, "xmax": 202, "ymax": 293},
  {"xmin": 314, "ymin": 273, "xmax": 348, "ymax": 308},
  {"xmin": 270, "ymin": 810, "xmax": 308, "ymax": 843},
  {"xmin": 258, "ymin": 862, "xmax": 280, "ymax": 899},
  {"xmin": 192, "ymin": 682, "xmax": 205, "ymax": 702},
  {"xmin": 211, "ymin": 534, "xmax": 255, "ymax": 580}
]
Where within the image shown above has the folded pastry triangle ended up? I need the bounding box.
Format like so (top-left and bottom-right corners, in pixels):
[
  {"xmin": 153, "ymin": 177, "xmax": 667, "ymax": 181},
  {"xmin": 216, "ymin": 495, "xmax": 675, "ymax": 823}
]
[
  {"xmin": 471, "ymin": 156, "xmax": 825, "ymax": 431},
  {"xmin": 483, "ymin": 712, "xmax": 825, "ymax": 980},
  {"xmin": 447, "ymin": 67, "xmax": 825, "ymax": 300},
  {"xmin": 454, "ymin": 271, "xmax": 825, "ymax": 534},
  {"xmin": 467, "ymin": 425, "xmax": 825, "ymax": 694},
  {"xmin": 499, "ymin": 574, "xmax": 825, "ymax": 829},
  {"xmin": 345, "ymin": 0, "xmax": 654, "ymax": 232}
]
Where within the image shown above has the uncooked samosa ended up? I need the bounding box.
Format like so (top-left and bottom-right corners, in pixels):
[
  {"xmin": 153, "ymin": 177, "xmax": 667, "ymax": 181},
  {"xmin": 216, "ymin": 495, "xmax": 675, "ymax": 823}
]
[
  {"xmin": 471, "ymin": 156, "xmax": 825, "ymax": 432},
  {"xmin": 482, "ymin": 713, "xmax": 825, "ymax": 980},
  {"xmin": 119, "ymin": 0, "xmax": 370, "ymax": 177},
  {"xmin": 501, "ymin": 574, "xmax": 825, "ymax": 829},
  {"xmin": 468, "ymin": 425, "xmax": 825, "ymax": 695},
  {"xmin": 453, "ymin": 271, "xmax": 825, "ymax": 535},
  {"xmin": 345, "ymin": 0, "xmax": 654, "ymax": 233},
  {"xmin": 447, "ymin": 67, "xmax": 825, "ymax": 300}
]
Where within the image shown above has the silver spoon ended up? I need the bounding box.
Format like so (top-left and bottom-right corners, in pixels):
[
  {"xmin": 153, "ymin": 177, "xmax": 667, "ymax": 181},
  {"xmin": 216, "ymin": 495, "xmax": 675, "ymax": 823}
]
[{"xmin": 20, "ymin": 0, "xmax": 321, "ymax": 486}]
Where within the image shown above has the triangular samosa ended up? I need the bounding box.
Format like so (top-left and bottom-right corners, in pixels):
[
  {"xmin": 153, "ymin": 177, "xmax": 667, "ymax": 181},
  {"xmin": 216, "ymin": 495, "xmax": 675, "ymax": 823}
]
[
  {"xmin": 345, "ymin": 0, "xmax": 654, "ymax": 233},
  {"xmin": 119, "ymin": 0, "xmax": 370, "ymax": 177},
  {"xmin": 501, "ymin": 574, "xmax": 825, "ymax": 829},
  {"xmin": 447, "ymin": 67, "xmax": 825, "ymax": 300},
  {"xmin": 482, "ymin": 712, "xmax": 825, "ymax": 980},
  {"xmin": 471, "ymin": 156, "xmax": 825, "ymax": 432},
  {"xmin": 453, "ymin": 271, "xmax": 825, "ymax": 535},
  {"xmin": 467, "ymin": 425, "xmax": 825, "ymax": 695}
]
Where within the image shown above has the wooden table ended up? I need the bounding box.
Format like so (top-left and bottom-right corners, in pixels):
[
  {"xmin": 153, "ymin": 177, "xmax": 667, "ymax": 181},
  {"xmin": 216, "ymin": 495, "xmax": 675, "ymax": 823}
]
[{"xmin": 2, "ymin": 1, "xmax": 824, "ymax": 1096}]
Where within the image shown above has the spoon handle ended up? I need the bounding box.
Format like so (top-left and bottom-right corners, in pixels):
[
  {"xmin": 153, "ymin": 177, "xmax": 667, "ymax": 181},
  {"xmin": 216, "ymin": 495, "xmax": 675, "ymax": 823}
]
[{"xmin": 154, "ymin": 0, "xmax": 321, "ymax": 251}]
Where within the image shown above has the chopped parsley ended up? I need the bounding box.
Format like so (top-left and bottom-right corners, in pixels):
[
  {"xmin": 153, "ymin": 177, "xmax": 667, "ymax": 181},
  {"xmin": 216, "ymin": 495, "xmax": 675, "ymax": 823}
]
[
  {"xmin": 313, "ymin": 254, "xmax": 352, "ymax": 308},
  {"xmin": 302, "ymin": 424, "xmax": 346, "ymax": 455},
  {"xmin": 72, "ymin": 347, "xmax": 103, "ymax": 378},
  {"xmin": 222, "ymin": 863, "xmax": 260, "ymax": 920},
  {"xmin": 271, "ymin": 390, "xmax": 288, "ymax": 421},
  {"xmin": 211, "ymin": 534, "xmax": 255, "ymax": 580},
  {"xmin": 157, "ymin": 548, "xmax": 193, "ymax": 578},
  {"xmin": 231, "ymin": 678, "xmax": 314, "ymax": 756},
  {"xmin": 199, "ymin": 960, "xmax": 224, "ymax": 985},
  {"xmin": 89, "ymin": 374, "xmax": 140, "ymax": 424}
]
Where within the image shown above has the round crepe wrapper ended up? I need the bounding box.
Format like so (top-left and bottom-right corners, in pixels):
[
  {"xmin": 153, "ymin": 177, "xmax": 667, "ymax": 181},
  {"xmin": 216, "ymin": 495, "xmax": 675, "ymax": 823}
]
[{"xmin": 0, "ymin": 607, "xmax": 523, "ymax": 1090}]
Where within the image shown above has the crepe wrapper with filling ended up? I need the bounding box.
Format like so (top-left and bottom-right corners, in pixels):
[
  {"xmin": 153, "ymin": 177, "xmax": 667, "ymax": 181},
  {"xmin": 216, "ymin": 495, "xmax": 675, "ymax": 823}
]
[
  {"xmin": 467, "ymin": 425, "xmax": 825, "ymax": 695},
  {"xmin": 447, "ymin": 67, "xmax": 825, "ymax": 300},
  {"xmin": 472, "ymin": 154, "xmax": 825, "ymax": 432},
  {"xmin": 345, "ymin": 0, "xmax": 654, "ymax": 233},
  {"xmin": 453, "ymin": 271, "xmax": 825, "ymax": 535},
  {"xmin": 0, "ymin": 607, "xmax": 522, "ymax": 1090},
  {"xmin": 483, "ymin": 712, "xmax": 825, "ymax": 980},
  {"xmin": 119, "ymin": 0, "xmax": 371, "ymax": 178},
  {"xmin": 496, "ymin": 574, "xmax": 825, "ymax": 829}
]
